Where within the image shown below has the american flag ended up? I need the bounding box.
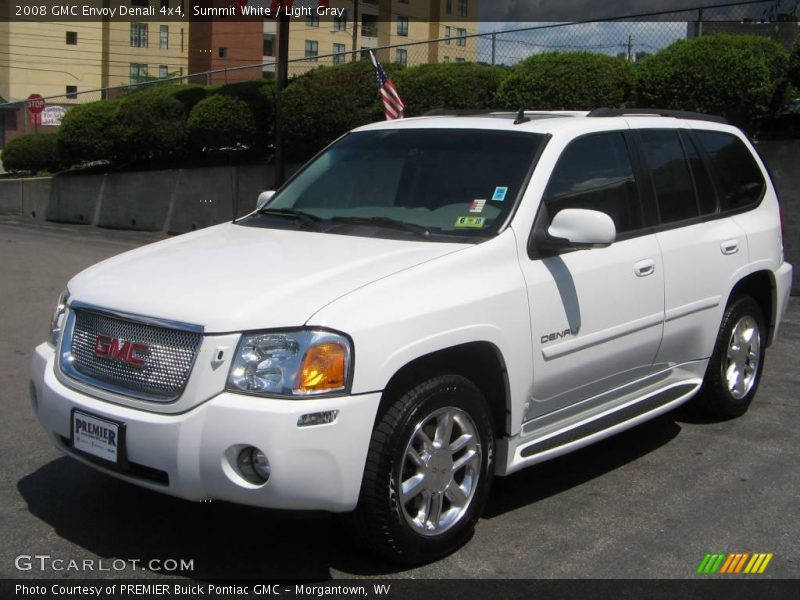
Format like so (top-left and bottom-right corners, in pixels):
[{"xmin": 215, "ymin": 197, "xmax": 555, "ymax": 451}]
[{"xmin": 369, "ymin": 51, "xmax": 404, "ymax": 120}]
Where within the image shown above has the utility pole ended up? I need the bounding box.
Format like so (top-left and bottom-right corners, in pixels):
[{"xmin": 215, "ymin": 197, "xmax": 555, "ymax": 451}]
[
  {"xmin": 491, "ymin": 32, "xmax": 496, "ymax": 66},
  {"xmin": 351, "ymin": 1, "xmax": 360, "ymax": 61},
  {"xmin": 627, "ymin": 34, "xmax": 634, "ymax": 62},
  {"xmin": 274, "ymin": 10, "xmax": 290, "ymax": 187}
]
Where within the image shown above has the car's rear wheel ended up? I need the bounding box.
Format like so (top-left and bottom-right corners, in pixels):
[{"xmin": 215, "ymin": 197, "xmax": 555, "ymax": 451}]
[
  {"xmin": 350, "ymin": 374, "xmax": 494, "ymax": 564},
  {"xmin": 695, "ymin": 296, "xmax": 766, "ymax": 419}
]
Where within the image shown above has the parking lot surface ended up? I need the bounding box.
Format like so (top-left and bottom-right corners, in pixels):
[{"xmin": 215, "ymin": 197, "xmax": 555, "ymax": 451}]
[{"xmin": 1, "ymin": 217, "xmax": 797, "ymax": 580}]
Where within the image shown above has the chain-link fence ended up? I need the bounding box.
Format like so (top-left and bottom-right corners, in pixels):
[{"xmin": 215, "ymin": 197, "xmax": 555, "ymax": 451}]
[{"xmin": 1, "ymin": 0, "xmax": 798, "ymax": 140}]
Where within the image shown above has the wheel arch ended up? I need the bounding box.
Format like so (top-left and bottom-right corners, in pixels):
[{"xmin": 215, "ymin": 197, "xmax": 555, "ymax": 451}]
[
  {"xmin": 378, "ymin": 342, "xmax": 511, "ymax": 439},
  {"xmin": 727, "ymin": 269, "xmax": 776, "ymax": 346}
]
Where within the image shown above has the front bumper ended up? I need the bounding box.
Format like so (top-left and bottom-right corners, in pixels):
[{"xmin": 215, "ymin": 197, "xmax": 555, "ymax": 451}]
[{"xmin": 30, "ymin": 343, "xmax": 380, "ymax": 512}]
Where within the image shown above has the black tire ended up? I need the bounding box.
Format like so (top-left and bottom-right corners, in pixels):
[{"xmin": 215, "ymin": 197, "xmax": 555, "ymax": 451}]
[
  {"xmin": 695, "ymin": 296, "xmax": 766, "ymax": 419},
  {"xmin": 349, "ymin": 374, "xmax": 495, "ymax": 564}
]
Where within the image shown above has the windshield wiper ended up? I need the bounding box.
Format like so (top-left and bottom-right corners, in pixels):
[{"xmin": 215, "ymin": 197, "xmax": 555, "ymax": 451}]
[
  {"xmin": 329, "ymin": 216, "xmax": 432, "ymax": 239},
  {"xmin": 257, "ymin": 208, "xmax": 322, "ymax": 230}
]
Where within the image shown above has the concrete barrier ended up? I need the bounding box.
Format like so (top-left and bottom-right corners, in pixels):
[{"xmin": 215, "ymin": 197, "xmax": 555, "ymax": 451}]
[
  {"xmin": 759, "ymin": 140, "xmax": 799, "ymax": 295},
  {"xmin": 21, "ymin": 177, "xmax": 53, "ymax": 220},
  {"xmin": 166, "ymin": 166, "xmax": 234, "ymax": 234},
  {"xmin": 47, "ymin": 174, "xmax": 104, "ymax": 225},
  {"xmin": 0, "ymin": 178, "xmax": 23, "ymax": 215},
  {"xmin": 97, "ymin": 170, "xmax": 178, "ymax": 231}
]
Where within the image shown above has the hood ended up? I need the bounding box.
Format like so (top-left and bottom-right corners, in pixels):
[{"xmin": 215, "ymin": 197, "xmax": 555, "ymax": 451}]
[{"xmin": 67, "ymin": 223, "xmax": 466, "ymax": 332}]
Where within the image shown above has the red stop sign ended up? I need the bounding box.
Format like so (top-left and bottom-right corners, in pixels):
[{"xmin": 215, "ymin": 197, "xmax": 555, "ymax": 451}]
[{"xmin": 27, "ymin": 94, "xmax": 46, "ymax": 115}]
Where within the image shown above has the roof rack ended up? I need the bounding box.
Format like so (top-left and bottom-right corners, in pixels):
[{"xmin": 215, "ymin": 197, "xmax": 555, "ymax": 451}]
[
  {"xmin": 422, "ymin": 109, "xmax": 584, "ymax": 121},
  {"xmin": 587, "ymin": 108, "xmax": 728, "ymax": 124}
]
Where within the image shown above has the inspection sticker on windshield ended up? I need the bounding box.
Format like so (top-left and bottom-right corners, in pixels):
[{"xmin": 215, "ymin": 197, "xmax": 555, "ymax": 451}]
[
  {"xmin": 492, "ymin": 187, "xmax": 508, "ymax": 201},
  {"xmin": 469, "ymin": 199, "xmax": 487, "ymax": 213},
  {"xmin": 455, "ymin": 216, "xmax": 486, "ymax": 229}
]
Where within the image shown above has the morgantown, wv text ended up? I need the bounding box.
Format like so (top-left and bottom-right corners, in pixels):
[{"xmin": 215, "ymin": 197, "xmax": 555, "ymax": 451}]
[{"xmin": 15, "ymin": 584, "xmax": 392, "ymax": 598}]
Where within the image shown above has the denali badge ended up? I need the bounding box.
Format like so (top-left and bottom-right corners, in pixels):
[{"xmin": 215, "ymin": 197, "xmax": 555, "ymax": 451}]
[
  {"xmin": 93, "ymin": 335, "xmax": 149, "ymax": 367},
  {"xmin": 541, "ymin": 328, "xmax": 578, "ymax": 344}
]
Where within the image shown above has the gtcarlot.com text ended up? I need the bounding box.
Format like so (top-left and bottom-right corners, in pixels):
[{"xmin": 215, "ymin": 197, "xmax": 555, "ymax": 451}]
[{"xmin": 15, "ymin": 554, "xmax": 194, "ymax": 573}]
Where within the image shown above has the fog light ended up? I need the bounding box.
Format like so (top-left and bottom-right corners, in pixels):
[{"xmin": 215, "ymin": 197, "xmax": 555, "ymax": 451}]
[
  {"xmin": 297, "ymin": 410, "xmax": 339, "ymax": 427},
  {"xmin": 236, "ymin": 446, "xmax": 270, "ymax": 484}
]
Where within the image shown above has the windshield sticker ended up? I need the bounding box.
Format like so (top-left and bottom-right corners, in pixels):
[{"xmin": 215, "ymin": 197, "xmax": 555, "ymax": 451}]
[
  {"xmin": 492, "ymin": 187, "xmax": 509, "ymax": 201},
  {"xmin": 454, "ymin": 216, "xmax": 487, "ymax": 229},
  {"xmin": 469, "ymin": 199, "xmax": 487, "ymax": 213}
]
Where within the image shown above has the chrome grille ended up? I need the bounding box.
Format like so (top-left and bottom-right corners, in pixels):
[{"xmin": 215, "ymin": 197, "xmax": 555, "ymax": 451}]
[{"xmin": 65, "ymin": 309, "xmax": 202, "ymax": 401}]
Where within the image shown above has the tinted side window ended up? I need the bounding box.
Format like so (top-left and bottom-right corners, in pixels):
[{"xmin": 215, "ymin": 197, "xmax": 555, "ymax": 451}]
[
  {"xmin": 695, "ymin": 131, "xmax": 765, "ymax": 211},
  {"xmin": 681, "ymin": 132, "xmax": 717, "ymax": 215},
  {"xmin": 544, "ymin": 132, "xmax": 641, "ymax": 233},
  {"xmin": 640, "ymin": 130, "xmax": 698, "ymax": 223}
]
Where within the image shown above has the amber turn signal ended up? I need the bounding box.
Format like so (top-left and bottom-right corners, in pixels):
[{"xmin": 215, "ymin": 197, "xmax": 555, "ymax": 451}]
[{"xmin": 297, "ymin": 343, "xmax": 347, "ymax": 392}]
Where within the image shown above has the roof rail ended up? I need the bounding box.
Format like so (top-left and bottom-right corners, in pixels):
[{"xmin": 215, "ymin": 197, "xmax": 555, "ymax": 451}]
[
  {"xmin": 422, "ymin": 109, "xmax": 499, "ymax": 117},
  {"xmin": 587, "ymin": 108, "xmax": 728, "ymax": 124}
]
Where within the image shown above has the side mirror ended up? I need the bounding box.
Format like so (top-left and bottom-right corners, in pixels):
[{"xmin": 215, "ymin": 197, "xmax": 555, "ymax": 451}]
[
  {"xmin": 544, "ymin": 208, "xmax": 616, "ymax": 249},
  {"xmin": 256, "ymin": 190, "xmax": 276, "ymax": 211}
]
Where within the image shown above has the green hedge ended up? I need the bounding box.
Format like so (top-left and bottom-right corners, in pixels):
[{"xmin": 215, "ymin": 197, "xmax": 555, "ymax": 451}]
[
  {"xmin": 497, "ymin": 52, "xmax": 634, "ymax": 110},
  {"xmin": 215, "ymin": 80, "xmax": 275, "ymax": 155},
  {"xmin": 789, "ymin": 37, "xmax": 800, "ymax": 92},
  {"xmin": 393, "ymin": 62, "xmax": 507, "ymax": 116},
  {"xmin": 57, "ymin": 100, "xmax": 118, "ymax": 167},
  {"xmin": 281, "ymin": 61, "xmax": 388, "ymax": 161},
  {"xmin": 636, "ymin": 35, "xmax": 789, "ymax": 130},
  {"xmin": 1, "ymin": 133, "xmax": 61, "ymax": 174},
  {"xmin": 112, "ymin": 88, "xmax": 188, "ymax": 163},
  {"xmin": 187, "ymin": 94, "xmax": 257, "ymax": 153}
]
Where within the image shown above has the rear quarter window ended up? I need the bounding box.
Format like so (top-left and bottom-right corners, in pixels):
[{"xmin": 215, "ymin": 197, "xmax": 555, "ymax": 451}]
[{"xmin": 695, "ymin": 131, "xmax": 766, "ymax": 211}]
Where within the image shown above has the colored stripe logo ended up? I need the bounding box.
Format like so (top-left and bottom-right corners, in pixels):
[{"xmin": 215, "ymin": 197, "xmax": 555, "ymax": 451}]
[{"xmin": 697, "ymin": 552, "xmax": 774, "ymax": 574}]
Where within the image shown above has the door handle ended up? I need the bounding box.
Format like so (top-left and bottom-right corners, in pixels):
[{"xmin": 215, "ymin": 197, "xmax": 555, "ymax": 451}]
[
  {"xmin": 721, "ymin": 240, "xmax": 739, "ymax": 255},
  {"xmin": 634, "ymin": 259, "xmax": 656, "ymax": 277}
]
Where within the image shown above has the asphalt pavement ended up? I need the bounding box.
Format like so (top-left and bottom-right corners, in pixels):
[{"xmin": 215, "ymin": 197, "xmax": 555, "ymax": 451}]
[{"xmin": 0, "ymin": 217, "xmax": 797, "ymax": 581}]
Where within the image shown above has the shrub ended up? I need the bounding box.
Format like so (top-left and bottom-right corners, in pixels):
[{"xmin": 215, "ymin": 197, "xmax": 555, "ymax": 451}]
[
  {"xmin": 789, "ymin": 37, "xmax": 800, "ymax": 92},
  {"xmin": 215, "ymin": 80, "xmax": 276, "ymax": 155},
  {"xmin": 57, "ymin": 100, "xmax": 118, "ymax": 167},
  {"xmin": 170, "ymin": 84, "xmax": 210, "ymax": 113},
  {"xmin": 497, "ymin": 52, "xmax": 634, "ymax": 110},
  {"xmin": 112, "ymin": 88, "xmax": 188, "ymax": 163},
  {"xmin": 281, "ymin": 61, "xmax": 389, "ymax": 161},
  {"xmin": 393, "ymin": 62, "xmax": 507, "ymax": 116},
  {"xmin": 636, "ymin": 35, "xmax": 789, "ymax": 130},
  {"xmin": 1, "ymin": 133, "xmax": 61, "ymax": 174},
  {"xmin": 187, "ymin": 95, "xmax": 257, "ymax": 152}
]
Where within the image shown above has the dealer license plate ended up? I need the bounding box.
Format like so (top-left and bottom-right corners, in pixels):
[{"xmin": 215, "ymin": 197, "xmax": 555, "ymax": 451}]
[{"xmin": 72, "ymin": 410, "xmax": 120, "ymax": 464}]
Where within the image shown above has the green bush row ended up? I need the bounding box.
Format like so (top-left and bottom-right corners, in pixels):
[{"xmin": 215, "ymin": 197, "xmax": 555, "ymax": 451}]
[{"xmin": 2, "ymin": 34, "xmax": 793, "ymax": 174}]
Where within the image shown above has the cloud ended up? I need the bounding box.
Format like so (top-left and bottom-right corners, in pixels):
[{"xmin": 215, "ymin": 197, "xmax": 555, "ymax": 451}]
[{"xmin": 477, "ymin": 0, "xmax": 785, "ymax": 22}]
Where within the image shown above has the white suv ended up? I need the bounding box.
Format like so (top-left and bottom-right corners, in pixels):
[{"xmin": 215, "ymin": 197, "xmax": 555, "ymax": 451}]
[{"xmin": 31, "ymin": 109, "xmax": 792, "ymax": 563}]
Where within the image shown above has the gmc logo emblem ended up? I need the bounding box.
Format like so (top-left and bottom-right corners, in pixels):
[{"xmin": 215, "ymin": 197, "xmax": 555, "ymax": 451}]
[{"xmin": 93, "ymin": 335, "xmax": 149, "ymax": 367}]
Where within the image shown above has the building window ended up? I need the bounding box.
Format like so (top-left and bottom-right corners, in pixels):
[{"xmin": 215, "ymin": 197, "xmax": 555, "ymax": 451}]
[
  {"xmin": 334, "ymin": 12, "xmax": 347, "ymax": 31},
  {"xmin": 263, "ymin": 34, "xmax": 275, "ymax": 56},
  {"xmin": 446, "ymin": 0, "xmax": 452, "ymax": 14},
  {"xmin": 129, "ymin": 63, "xmax": 148, "ymax": 84},
  {"xmin": 130, "ymin": 23, "xmax": 148, "ymax": 48},
  {"xmin": 443, "ymin": 56, "xmax": 450, "ymax": 62},
  {"xmin": 66, "ymin": 31, "xmax": 77, "ymax": 45},
  {"xmin": 395, "ymin": 48, "xmax": 408, "ymax": 66},
  {"xmin": 333, "ymin": 43, "xmax": 346, "ymax": 65},
  {"xmin": 159, "ymin": 25, "xmax": 168, "ymax": 49},
  {"xmin": 66, "ymin": 85, "xmax": 78, "ymax": 99},
  {"xmin": 455, "ymin": 57, "xmax": 466, "ymax": 62},
  {"xmin": 305, "ymin": 40, "xmax": 319, "ymax": 61},
  {"xmin": 219, "ymin": 47, "xmax": 228, "ymax": 58},
  {"xmin": 456, "ymin": 28, "xmax": 466, "ymax": 46},
  {"xmin": 459, "ymin": 0, "xmax": 468, "ymax": 17},
  {"xmin": 397, "ymin": 17, "xmax": 409, "ymax": 36},
  {"xmin": 306, "ymin": 14, "xmax": 319, "ymax": 27},
  {"xmin": 159, "ymin": 65, "xmax": 169, "ymax": 78},
  {"xmin": 444, "ymin": 26, "xmax": 451, "ymax": 44}
]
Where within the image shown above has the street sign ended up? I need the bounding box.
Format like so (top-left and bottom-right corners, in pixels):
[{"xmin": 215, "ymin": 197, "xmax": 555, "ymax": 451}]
[{"xmin": 27, "ymin": 94, "xmax": 46, "ymax": 127}]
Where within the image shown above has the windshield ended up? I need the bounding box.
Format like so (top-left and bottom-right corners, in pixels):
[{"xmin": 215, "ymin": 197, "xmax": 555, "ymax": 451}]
[{"xmin": 242, "ymin": 128, "xmax": 546, "ymax": 242}]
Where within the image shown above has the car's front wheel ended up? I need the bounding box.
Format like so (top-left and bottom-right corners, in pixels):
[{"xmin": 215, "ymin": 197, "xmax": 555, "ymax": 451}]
[{"xmin": 350, "ymin": 374, "xmax": 495, "ymax": 563}]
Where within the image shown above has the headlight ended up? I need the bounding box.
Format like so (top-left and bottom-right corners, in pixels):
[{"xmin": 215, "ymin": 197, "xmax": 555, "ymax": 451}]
[
  {"xmin": 226, "ymin": 330, "xmax": 351, "ymax": 397},
  {"xmin": 49, "ymin": 289, "xmax": 70, "ymax": 347}
]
